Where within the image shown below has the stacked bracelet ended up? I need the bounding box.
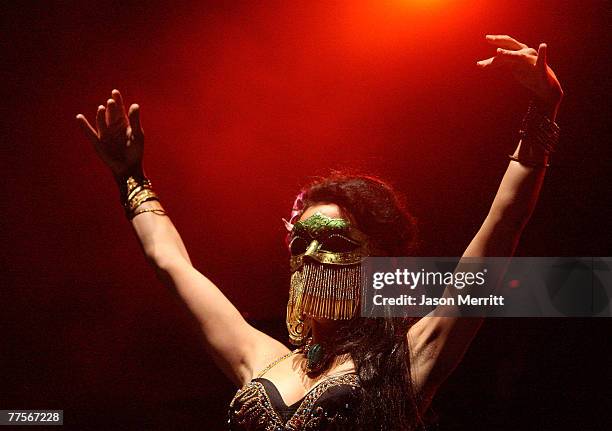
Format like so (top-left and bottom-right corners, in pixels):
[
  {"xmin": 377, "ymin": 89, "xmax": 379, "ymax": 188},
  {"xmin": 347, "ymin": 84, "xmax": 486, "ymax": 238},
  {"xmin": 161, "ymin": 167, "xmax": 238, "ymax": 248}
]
[
  {"xmin": 519, "ymin": 100, "xmax": 560, "ymax": 153},
  {"xmin": 120, "ymin": 175, "xmax": 167, "ymax": 219},
  {"xmin": 510, "ymin": 100, "xmax": 560, "ymax": 168}
]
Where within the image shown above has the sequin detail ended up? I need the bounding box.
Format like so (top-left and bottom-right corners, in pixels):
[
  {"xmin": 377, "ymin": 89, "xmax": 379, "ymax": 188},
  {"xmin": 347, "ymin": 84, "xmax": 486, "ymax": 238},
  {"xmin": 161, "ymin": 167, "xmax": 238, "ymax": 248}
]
[{"xmin": 228, "ymin": 374, "xmax": 360, "ymax": 431}]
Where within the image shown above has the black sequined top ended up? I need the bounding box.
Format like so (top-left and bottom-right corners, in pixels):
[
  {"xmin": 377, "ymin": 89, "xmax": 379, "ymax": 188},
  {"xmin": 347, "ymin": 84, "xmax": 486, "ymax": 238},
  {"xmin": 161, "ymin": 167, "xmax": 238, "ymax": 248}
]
[{"xmin": 227, "ymin": 373, "xmax": 361, "ymax": 430}]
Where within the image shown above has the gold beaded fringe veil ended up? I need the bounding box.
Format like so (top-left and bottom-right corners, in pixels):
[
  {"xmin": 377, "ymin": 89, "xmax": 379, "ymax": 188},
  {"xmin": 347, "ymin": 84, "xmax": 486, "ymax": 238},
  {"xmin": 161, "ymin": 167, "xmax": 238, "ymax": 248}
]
[{"xmin": 287, "ymin": 262, "xmax": 362, "ymax": 345}]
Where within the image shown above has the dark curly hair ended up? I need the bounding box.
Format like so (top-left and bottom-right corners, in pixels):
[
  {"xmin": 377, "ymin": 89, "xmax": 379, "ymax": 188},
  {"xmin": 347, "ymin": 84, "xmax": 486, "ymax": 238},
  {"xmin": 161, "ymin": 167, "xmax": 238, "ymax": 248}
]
[{"xmin": 293, "ymin": 171, "xmax": 423, "ymax": 430}]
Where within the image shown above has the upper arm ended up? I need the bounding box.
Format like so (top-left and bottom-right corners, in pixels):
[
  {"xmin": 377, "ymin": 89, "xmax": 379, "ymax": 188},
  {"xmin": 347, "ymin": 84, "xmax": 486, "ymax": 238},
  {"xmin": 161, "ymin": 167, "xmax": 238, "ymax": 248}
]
[
  {"xmin": 155, "ymin": 257, "xmax": 289, "ymax": 387},
  {"xmin": 408, "ymin": 214, "xmax": 518, "ymax": 401},
  {"xmin": 408, "ymin": 314, "xmax": 483, "ymax": 410}
]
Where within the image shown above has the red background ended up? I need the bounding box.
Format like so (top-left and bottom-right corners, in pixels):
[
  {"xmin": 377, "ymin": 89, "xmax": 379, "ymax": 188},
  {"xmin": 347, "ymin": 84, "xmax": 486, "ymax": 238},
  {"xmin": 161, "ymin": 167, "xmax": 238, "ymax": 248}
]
[{"xmin": 3, "ymin": 1, "xmax": 611, "ymax": 429}]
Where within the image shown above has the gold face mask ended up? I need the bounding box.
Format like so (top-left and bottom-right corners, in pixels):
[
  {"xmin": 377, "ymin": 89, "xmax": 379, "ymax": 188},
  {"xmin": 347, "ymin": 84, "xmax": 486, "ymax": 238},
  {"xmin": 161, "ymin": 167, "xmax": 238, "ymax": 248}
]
[{"xmin": 285, "ymin": 212, "xmax": 369, "ymax": 345}]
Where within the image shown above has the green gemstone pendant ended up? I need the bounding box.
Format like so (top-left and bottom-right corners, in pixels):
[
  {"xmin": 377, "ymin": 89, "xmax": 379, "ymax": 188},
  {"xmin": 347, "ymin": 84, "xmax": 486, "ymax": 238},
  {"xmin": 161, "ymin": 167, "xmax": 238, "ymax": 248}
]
[{"xmin": 307, "ymin": 343, "xmax": 323, "ymax": 371}]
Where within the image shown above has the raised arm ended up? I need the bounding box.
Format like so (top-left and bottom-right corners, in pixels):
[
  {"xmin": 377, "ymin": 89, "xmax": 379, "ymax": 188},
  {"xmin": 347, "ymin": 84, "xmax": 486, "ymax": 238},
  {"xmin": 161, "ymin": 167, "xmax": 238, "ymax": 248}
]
[
  {"xmin": 76, "ymin": 91, "xmax": 288, "ymax": 386},
  {"xmin": 408, "ymin": 35, "xmax": 564, "ymax": 406}
]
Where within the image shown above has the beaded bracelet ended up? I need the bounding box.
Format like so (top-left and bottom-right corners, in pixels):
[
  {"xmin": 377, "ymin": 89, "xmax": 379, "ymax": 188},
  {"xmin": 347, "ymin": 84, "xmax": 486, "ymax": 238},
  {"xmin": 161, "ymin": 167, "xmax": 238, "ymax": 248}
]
[
  {"xmin": 519, "ymin": 100, "xmax": 560, "ymax": 153},
  {"xmin": 511, "ymin": 101, "xmax": 560, "ymax": 168}
]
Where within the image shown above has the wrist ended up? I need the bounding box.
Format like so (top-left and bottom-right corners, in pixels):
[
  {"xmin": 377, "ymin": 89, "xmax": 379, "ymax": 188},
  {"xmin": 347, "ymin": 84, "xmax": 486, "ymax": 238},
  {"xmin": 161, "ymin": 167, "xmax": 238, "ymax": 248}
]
[
  {"xmin": 510, "ymin": 141, "xmax": 550, "ymax": 168},
  {"xmin": 534, "ymin": 92, "xmax": 563, "ymax": 122},
  {"xmin": 113, "ymin": 164, "xmax": 145, "ymax": 185},
  {"xmin": 114, "ymin": 166, "xmax": 160, "ymax": 220},
  {"xmin": 114, "ymin": 165, "xmax": 146, "ymax": 200},
  {"xmin": 509, "ymin": 99, "xmax": 561, "ymax": 169},
  {"xmin": 539, "ymin": 102, "xmax": 561, "ymax": 122},
  {"xmin": 121, "ymin": 175, "xmax": 160, "ymax": 219}
]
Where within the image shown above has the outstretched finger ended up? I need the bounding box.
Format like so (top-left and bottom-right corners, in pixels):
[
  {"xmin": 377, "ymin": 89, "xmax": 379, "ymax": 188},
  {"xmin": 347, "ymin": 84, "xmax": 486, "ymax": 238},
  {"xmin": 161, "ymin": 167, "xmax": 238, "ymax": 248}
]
[
  {"xmin": 128, "ymin": 104, "xmax": 143, "ymax": 138},
  {"xmin": 111, "ymin": 89, "xmax": 126, "ymax": 118},
  {"xmin": 536, "ymin": 43, "xmax": 547, "ymax": 71},
  {"xmin": 477, "ymin": 49, "xmax": 522, "ymax": 69},
  {"xmin": 106, "ymin": 98, "xmax": 122, "ymax": 126},
  {"xmin": 476, "ymin": 56, "xmax": 495, "ymax": 68},
  {"xmin": 76, "ymin": 114, "xmax": 99, "ymax": 143},
  {"xmin": 485, "ymin": 34, "xmax": 526, "ymax": 50},
  {"xmin": 95, "ymin": 105, "xmax": 108, "ymax": 135},
  {"xmin": 496, "ymin": 48, "xmax": 525, "ymax": 58},
  {"xmin": 476, "ymin": 55, "xmax": 511, "ymax": 69}
]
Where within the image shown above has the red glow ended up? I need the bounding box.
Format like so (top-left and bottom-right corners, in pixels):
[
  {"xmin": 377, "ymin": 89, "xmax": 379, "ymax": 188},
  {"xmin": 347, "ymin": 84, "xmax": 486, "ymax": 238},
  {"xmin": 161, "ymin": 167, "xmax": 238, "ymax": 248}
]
[
  {"xmin": 5, "ymin": 1, "xmax": 610, "ymax": 427},
  {"xmin": 339, "ymin": 0, "xmax": 484, "ymax": 53}
]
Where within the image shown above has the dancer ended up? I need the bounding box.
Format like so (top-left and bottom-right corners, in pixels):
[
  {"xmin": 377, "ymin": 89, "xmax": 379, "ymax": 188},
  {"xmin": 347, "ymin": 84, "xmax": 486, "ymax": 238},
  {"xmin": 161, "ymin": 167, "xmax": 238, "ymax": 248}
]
[{"xmin": 76, "ymin": 35, "xmax": 563, "ymax": 430}]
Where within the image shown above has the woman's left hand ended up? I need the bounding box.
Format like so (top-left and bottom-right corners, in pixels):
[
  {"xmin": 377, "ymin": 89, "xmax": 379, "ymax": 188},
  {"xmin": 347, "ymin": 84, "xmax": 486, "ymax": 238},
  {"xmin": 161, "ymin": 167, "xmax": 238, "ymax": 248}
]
[{"xmin": 477, "ymin": 34, "xmax": 564, "ymax": 118}]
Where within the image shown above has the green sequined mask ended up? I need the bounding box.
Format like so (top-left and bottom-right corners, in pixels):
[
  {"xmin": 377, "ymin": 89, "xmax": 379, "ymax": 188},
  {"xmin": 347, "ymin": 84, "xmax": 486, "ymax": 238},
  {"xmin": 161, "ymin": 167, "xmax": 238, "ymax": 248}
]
[
  {"xmin": 286, "ymin": 212, "xmax": 369, "ymax": 345},
  {"xmin": 288, "ymin": 212, "xmax": 368, "ymax": 271}
]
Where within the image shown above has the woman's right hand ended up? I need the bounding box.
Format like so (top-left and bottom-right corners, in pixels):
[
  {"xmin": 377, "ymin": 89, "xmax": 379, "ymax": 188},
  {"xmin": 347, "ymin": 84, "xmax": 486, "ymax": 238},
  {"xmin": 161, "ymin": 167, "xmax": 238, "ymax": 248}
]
[{"xmin": 76, "ymin": 89, "xmax": 144, "ymax": 180}]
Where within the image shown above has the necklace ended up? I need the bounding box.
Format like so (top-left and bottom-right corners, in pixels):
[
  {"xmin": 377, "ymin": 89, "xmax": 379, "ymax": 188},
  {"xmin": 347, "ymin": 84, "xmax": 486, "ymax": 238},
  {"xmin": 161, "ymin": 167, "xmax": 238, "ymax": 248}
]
[
  {"xmin": 257, "ymin": 338, "xmax": 325, "ymax": 377},
  {"xmin": 255, "ymin": 348, "xmax": 300, "ymax": 378}
]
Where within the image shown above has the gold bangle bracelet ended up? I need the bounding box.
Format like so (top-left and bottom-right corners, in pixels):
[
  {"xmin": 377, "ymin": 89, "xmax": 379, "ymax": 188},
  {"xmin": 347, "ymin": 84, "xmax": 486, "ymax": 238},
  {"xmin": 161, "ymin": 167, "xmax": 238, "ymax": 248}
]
[
  {"xmin": 128, "ymin": 193, "xmax": 159, "ymax": 212},
  {"xmin": 120, "ymin": 175, "xmax": 165, "ymax": 220},
  {"xmin": 131, "ymin": 208, "xmax": 168, "ymax": 219}
]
